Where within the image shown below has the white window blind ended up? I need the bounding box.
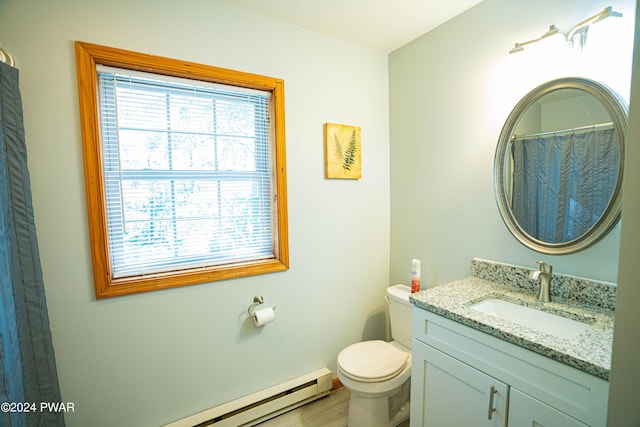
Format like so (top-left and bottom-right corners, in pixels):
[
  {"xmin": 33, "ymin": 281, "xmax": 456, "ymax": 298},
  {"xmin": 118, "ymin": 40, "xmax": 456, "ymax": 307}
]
[{"xmin": 97, "ymin": 66, "xmax": 275, "ymax": 278}]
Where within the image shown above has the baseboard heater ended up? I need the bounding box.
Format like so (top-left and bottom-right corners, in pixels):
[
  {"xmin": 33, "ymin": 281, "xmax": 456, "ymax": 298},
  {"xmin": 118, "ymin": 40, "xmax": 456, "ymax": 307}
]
[{"xmin": 164, "ymin": 368, "xmax": 333, "ymax": 427}]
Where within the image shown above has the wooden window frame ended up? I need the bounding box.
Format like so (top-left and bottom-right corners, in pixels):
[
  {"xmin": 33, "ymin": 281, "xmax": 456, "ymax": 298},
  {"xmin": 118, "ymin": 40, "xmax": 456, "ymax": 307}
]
[{"xmin": 75, "ymin": 41, "xmax": 289, "ymax": 298}]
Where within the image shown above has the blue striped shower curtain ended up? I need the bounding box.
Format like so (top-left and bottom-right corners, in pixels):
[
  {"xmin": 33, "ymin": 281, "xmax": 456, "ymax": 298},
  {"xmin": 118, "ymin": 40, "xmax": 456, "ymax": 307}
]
[
  {"xmin": 511, "ymin": 128, "xmax": 619, "ymax": 243},
  {"xmin": 0, "ymin": 61, "xmax": 65, "ymax": 426}
]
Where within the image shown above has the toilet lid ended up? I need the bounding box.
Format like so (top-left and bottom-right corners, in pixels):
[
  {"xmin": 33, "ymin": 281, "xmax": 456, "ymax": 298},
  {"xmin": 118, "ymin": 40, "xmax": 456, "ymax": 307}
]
[{"xmin": 338, "ymin": 340, "xmax": 409, "ymax": 382}]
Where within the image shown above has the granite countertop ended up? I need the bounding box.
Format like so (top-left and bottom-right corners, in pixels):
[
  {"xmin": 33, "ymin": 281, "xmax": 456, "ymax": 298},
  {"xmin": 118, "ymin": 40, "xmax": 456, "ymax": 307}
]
[{"xmin": 410, "ymin": 273, "xmax": 615, "ymax": 380}]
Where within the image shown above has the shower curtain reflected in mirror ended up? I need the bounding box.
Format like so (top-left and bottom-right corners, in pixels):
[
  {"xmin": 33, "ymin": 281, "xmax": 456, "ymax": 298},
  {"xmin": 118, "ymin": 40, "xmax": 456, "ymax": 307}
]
[
  {"xmin": 0, "ymin": 61, "xmax": 65, "ymax": 426},
  {"xmin": 511, "ymin": 127, "xmax": 619, "ymax": 243}
]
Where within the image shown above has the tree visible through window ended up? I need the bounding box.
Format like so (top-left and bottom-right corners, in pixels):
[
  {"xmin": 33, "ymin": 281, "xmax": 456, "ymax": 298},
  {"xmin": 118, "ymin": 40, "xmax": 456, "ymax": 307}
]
[{"xmin": 76, "ymin": 42, "xmax": 288, "ymax": 298}]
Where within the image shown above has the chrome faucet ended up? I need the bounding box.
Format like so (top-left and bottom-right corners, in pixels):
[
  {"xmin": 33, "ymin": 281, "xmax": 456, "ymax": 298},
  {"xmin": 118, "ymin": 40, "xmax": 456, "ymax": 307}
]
[{"xmin": 530, "ymin": 261, "xmax": 552, "ymax": 302}]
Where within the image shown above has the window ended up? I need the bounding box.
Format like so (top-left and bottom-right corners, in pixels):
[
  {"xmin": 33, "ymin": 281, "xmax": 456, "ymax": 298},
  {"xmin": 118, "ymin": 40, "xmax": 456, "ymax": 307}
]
[{"xmin": 76, "ymin": 42, "xmax": 288, "ymax": 298}]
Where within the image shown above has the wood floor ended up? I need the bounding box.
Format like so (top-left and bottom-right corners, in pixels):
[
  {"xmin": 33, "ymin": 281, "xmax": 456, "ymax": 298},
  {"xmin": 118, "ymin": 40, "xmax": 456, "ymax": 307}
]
[{"xmin": 255, "ymin": 387, "xmax": 410, "ymax": 427}]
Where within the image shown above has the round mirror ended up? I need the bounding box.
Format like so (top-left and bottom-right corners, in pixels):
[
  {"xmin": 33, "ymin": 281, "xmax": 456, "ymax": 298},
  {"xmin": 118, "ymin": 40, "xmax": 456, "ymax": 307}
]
[{"xmin": 494, "ymin": 77, "xmax": 627, "ymax": 254}]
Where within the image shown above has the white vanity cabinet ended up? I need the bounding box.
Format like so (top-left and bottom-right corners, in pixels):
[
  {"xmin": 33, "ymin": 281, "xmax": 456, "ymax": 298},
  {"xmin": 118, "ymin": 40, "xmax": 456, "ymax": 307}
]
[
  {"xmin": 411, "ymin": 307, "xmax": 609, "ymax": 427},
  {"xmin": 413, "ymin": 340, "xmax": 509, "ymax": 426},
  {"xmin": 508, "ymin": 388, "xmax": 587, "ymax": 426}
]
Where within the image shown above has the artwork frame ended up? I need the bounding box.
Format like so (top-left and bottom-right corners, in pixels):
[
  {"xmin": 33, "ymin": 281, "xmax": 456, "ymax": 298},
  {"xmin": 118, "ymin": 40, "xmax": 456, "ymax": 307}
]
[{"xmin": 324, "ymin": 123, "xmax": 361, "ymax": 179}]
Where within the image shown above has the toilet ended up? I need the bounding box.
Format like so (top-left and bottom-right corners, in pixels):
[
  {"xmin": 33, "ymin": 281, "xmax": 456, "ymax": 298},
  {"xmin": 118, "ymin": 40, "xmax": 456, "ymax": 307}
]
[{"xmin": 337, "ymin": 284, "xmax": 412, "ymax": 427}]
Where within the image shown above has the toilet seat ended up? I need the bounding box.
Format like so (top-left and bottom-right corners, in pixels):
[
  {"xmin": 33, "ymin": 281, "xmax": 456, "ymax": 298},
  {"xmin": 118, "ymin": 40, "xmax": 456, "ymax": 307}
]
[{"xmin": 337, "ymin": 340, "xmax": 409, "ymax": 383}]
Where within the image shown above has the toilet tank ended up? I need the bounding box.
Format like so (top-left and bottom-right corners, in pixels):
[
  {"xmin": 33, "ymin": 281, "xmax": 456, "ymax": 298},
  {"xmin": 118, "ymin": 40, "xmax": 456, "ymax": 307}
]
[{"xmin": 386, "ymin": 284, "xmax": 412, "ymax": 349}]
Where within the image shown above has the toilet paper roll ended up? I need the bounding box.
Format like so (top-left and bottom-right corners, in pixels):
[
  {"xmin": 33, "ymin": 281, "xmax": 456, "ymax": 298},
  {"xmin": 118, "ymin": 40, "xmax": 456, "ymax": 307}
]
[{"xmin": 252, "ymin": 306, "xmax": 276, "ymax": 327}]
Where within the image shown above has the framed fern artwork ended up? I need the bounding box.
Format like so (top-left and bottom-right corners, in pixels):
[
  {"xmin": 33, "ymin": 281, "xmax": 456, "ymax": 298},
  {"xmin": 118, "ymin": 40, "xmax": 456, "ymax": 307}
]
[{"xmin": 324, "ymin": 123, "xmax": 361, "ymax": 179}]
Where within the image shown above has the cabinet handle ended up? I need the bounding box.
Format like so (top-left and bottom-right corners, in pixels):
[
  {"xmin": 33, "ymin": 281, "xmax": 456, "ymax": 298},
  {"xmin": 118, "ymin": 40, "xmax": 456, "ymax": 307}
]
[{"xmin": 487, "ymin": 385, "xmax": 497, "ymax": 420}]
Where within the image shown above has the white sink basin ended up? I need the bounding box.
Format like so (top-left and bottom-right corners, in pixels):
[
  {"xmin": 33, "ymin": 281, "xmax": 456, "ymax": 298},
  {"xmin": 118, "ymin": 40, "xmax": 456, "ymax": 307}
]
[{"xmin": 470, "ymin": 298, "xmax": 590, "ymax": 340}]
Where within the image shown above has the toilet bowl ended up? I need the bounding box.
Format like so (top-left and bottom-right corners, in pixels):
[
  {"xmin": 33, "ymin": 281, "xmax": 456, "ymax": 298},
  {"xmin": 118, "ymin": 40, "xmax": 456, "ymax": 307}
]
[{"xmin": 336, "ymin": 284, "xmax": 412, "ymax": 427}]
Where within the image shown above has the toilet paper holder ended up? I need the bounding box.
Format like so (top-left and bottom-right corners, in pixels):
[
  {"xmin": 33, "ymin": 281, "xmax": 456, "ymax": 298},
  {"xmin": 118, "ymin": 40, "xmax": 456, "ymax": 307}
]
[{"xmin": 248, "ymin": 294, "xmax": 276, "ymax": 318}]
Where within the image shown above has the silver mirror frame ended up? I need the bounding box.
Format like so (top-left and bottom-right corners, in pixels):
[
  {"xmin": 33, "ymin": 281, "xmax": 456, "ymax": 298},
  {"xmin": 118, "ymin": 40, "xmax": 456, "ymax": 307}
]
[{"xmin": 494, "ymin": 77, "xmax": 628, "ymax": 254}]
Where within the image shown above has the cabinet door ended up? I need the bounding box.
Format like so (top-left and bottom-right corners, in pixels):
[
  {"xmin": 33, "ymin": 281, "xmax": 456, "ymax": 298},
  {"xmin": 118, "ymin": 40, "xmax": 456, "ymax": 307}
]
[
  {"xmin": 411, "ymin": 339, "xmax": 508, "ymax": 427},
  {"xmin": 509, "ymin": 388, "xmax": 588, "ymax": 427}
]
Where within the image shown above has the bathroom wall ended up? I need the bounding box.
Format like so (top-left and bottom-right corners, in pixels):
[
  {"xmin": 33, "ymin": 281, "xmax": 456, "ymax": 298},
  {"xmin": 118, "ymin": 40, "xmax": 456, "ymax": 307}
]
[
  {"xmin": 390, "ymin": 0, "xmax": 636, "ymax": 286},
  {"xmin": 609, "ymin": 4, "xmax": 640, "ymax": 422},
  {"xmin": 0, "ymin": 1, "xmax": 390, "ymax": 426}
]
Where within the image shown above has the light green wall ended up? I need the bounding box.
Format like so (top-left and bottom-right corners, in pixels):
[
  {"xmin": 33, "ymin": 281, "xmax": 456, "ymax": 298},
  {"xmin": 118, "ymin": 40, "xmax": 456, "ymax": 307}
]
[
  {"xmin": 390, "ymin": 0, "xmax": 635, "ymax": 287},
  {"xmin": 0, "ymin": 1, "xmax": 390, "ymax": 425}
]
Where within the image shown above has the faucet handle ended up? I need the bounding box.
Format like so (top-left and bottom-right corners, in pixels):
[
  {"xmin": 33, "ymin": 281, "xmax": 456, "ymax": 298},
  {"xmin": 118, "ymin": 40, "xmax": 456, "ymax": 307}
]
[{"xmin": 537, "ymin": 261, "xmax": 552, "ymax": 273}]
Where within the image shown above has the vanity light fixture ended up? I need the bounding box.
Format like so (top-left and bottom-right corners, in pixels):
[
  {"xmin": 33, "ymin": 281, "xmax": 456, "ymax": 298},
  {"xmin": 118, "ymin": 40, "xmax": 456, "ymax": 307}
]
[
  {"xmin": 509, "ymin": 38, "xmax": 540, "ymax": 54},
  {"xmin": 566, "ymin": 6, "xmax": 622, "ymax": 51},
  {"xmin": 508, "ymin": 25, "xmax": 559, "ymax": 54},
  {"xmin": 0, "ymin": 47, "xmax": 15, "ymax": 67},
  {"xmin": 541, "ymin": 25, "xmax": 561, "ymax": 39},
  {"xmin": 508, "ymin": 6, "xmax": 622, "ymax": 54}
]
